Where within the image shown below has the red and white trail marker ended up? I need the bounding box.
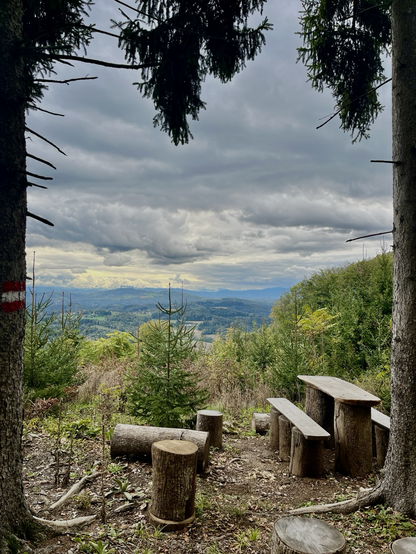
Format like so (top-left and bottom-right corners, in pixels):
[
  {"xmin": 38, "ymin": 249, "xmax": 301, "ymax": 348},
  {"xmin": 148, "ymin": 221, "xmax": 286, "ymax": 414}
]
[{"xmin": 1, "ymin": 281, "xmax": 25, "ymax": 313}]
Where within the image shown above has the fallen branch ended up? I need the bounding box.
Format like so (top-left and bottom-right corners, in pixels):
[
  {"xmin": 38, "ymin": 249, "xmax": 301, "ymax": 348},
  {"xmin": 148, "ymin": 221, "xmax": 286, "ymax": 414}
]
[
  {"xmin": 49, "ymin": 470, "xmax": 101, "ymax": 511},
  {"xmin": 34, "ymin": 515, "xmax": 97, "ymax": 533},
  {"xmin": 290, "ymin": 485, "xmax": 384, "ymax": 515}
]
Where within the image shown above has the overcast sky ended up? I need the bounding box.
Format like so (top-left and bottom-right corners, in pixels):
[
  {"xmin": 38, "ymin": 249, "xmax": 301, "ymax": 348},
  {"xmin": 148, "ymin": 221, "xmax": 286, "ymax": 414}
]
[{"xmin": 26, "ymin": 0, "xmax": 393, "ymax": 292}]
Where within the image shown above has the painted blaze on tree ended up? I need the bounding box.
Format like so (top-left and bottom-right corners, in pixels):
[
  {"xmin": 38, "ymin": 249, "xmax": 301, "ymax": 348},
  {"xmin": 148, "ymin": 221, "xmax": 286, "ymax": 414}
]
[{"xmin": 0, "ymin": 0, "xmax": 270, "ymax": 549}]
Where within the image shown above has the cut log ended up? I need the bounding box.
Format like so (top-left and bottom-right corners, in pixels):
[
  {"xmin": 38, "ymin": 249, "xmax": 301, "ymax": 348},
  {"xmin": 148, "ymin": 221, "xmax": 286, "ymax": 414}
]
[
  {"xmin": 334, "ymin": 401, "xmax": 373, "ymax": 477},
  {"xmin": 279, "ymin": 415, "xmax": 292, "ymax": 462},
  {"xmin": 251, "ymin": 412, "xmax": 270, "ymax": 435},
  {"xmin": 390, "ymin": 537, "xmax": 416, "ymax": 554},
  {"xmin": 110, "ymin": 424, "xmax": 209, "ymax": 472},
  {"xmin": 270, "ymin": 406, "xmax": 280, "ymax": 450},
  {"xmin": 289, "ymin": 426, "xmax": 324, "ymax": 478},
  {"xmin": 271, "ymin": 516, "xmax": 346, "ymax": 554},
  {"xmin": 196, "ymin": 409, "xmax": 223, "ymax": 449},
  {"xmin": 148, "ymin": 440, "xmax": 198, "ymax": 531},
  {"xmin": 305, "ymin": 385, "xmax": 335, "ymax": 449}
]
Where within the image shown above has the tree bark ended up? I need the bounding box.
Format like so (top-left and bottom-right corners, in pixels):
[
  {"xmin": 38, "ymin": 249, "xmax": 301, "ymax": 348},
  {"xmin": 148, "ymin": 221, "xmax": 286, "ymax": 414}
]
[
  {"xmin": 289, "ymin": 427, "xmax": 325, "ymax": 478},
  {"xmin": 110, "ymin": 423, "xmax": 210, "ymax": 472},
  {"xmin": 149, "ymin": 440, "xmax": 198, "ymax": 531},
  {"xmin": 0, "ymin": 1, "xmax": 40, "ymax": 549},
  {"xmin": 196, "ymin": 409, "xmax": 223, "ymax": 449},
  {"xmin": 334, "ymin": 402, "xmax": 373, "ymax": 477},
  {"xmin": 304, "ymin": 386, "xmax": 335, "ymax": 449},
  {"xmin": 383, "ymin": 0, "xmax": 416, "ymax": 516},
  {"xmin": 251, "ymin": 412, "xmax": 270, "ymax": 435},
  {"xmin": 269, "ymin": 406, "xmax": 280, "ymax": 451},
  {"xmin": 279, "ymin": 415, "xmax": 292, "ymax": 462}
]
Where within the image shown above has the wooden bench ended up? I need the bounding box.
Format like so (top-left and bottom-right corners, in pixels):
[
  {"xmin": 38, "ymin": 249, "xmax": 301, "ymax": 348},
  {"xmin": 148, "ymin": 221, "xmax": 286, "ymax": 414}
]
[
  {"xmin": 267, "ymin": 398, "xmax": 330, "ymax": 477},
  {"xmin": 371, "ymin": 408, "xmax": 390, "ymax": 466},
  {"xmin": 298, "ymin": 375, "xmax": 381, "ymax": 477}
]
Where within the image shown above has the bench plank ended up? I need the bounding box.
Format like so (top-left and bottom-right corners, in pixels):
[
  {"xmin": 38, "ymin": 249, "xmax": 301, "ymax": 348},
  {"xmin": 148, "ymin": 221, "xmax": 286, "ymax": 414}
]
[
  {"xmin": 298, "ymin": 375, "xmax": 380, "ymax": 406},
  {"xmin": 267, "ymin": 398, "xmax": 330, "ymax": 441},
  {"xmin": 371, "ymin": 407, "xmax": 390, "ymax": 430}
]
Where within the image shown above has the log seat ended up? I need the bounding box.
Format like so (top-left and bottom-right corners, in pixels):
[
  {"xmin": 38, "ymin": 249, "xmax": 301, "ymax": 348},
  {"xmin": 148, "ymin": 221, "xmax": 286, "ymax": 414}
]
[
  {"xmin": 390, "ymin": 537, "xmax": 416, "ymax": 553},
  {"xmin": 271, "ymin": 516, "xmax": 346, "ymax": 554},
  {"xmin": 267, "ymin": 398, "xmax": 330, "ymax": 477}
]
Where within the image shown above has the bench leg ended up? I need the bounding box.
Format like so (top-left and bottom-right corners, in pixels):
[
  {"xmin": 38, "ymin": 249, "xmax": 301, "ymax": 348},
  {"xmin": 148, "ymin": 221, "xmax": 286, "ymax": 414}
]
[
  {"xmin": 374, "ymin": 424, "xmax": 389, "ymax": 467},
  {"xmin": 290, "ymin": 427, "xmax": 325, "ymax": 477},
  {"xmin": 305, "ymin": 386, "xmax": 335, "ymax": 449},
  {"xmin": 269, "ymin": 406, "xmax": 280, "ymax": 451},
  {"xmin": 334, "ymin": 401, "xmax": 373, "ymax": 477},
  {"xmin": 279, "ymin": 415, "xmax": 292, "ymax": 462}
]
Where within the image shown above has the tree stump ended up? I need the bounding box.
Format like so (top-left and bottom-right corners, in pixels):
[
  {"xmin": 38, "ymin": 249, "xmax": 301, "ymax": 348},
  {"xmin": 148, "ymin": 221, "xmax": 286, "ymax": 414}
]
[
  {"xmin": 148, "ymin": 440, "xmax": 198, "ymax": 531},
  {"xmin": 279, "ymin": 415, "xmax": 292, "ymax": 462},
  {"xmin": 110, "ymin": 423, "xmax": 209, "ymax": 472},
  {"xmin": 374, "ymin": 424, "xmax": 389, "ymax": 466},
  {"xmin": 271, "ymin": 517, "xmax": 346, "ymax": 554},
  {"xmin": 196, "ymin": 409, "xmax": 223, "ymax": 449},
  {"xmin": 289, "ymin": 427, "xmax": 324, "ymax": 477},
  {"xmin": 305, "ymin": 386, "xmax": 335, "ymax": 449},
  {"xmin": 390, "ymin": 537, "xmax": 416, "ymax": 554},
  {"xmin": 251, "ymin": 412, "xmax": 270, "ymax": 435},
  {"xmin": 334, "ymin": 401, "xmax": 373, "ymax": 477},
  {"xmin": 270, "ymin": 406, "xmax": 280, "ymax": 450}
]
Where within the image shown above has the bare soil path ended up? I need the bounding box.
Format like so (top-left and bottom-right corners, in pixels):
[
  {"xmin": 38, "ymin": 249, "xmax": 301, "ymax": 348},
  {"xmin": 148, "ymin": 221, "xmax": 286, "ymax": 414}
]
[{"xmin": 23, "ymin": 430, "xmax": 415, "ymax": 553}]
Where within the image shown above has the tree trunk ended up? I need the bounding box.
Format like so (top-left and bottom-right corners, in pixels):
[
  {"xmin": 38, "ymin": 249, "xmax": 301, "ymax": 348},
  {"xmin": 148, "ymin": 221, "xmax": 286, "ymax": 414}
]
[
  {"xmin": 0, "ymin": 1, "xmax": 39, "ymax": 549},
  {"xmin": 289, "ymin": 427, "xmax": 324, "ymax": 478},
  {"xmin": 383, "ymin": 0, "xmax": 416, "ymax": 516},
  {"xmin": 149, "ymin": 440, "xmax": 198, "ymax": 531}
]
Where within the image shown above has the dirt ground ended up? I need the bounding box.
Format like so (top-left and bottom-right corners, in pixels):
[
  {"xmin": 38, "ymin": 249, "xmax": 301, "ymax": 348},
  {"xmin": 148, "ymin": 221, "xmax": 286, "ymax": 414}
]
[{"xmin": 22, "ymin": 429, "xmax": 415, "ymax": 554}]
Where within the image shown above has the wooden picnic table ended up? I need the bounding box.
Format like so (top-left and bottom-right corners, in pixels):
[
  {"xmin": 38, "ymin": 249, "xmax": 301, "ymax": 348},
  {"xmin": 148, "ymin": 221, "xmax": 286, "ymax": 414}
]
[{"xmin": 298, "ymin": 375, "xmax": 381, "ymax": 477}]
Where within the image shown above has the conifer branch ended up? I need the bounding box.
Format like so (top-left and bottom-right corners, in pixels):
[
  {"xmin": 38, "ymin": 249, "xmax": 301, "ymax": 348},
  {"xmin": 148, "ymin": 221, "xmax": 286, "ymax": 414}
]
[
  {"xmin": 26, "ymin": 171, "xmax": 53, "ymax": 181},
  {"xmin": 36, "ymin": 76, "xmax": 98, "ymax": 84},
  {"xmin": 25, "ymin": 127, "xmax": 67, "ymax": 156},
  {"xmin": 27, "ymin": 182, "xmax": 48, "ymax": 190},
  {"xmin": 346, "ymin": 230, "xmax": 393, "ymax": 242},
  {"xmin": 317, "ymin": 78, "xmax": 392, "ymax": 130},
  {"xmin": 43, "ymin": 53, "xmax": 157, "ymax": 70},
  {"xmin": 27, "ymin": 153, "xmax": 57, "ymax": 170},
  {"xmin": 27, "ymin": 105, "xmax": 65, "ymax": 117},
  {"xmin": 27, "ymin": 211, "xmax": 54, "ymax": 227}
]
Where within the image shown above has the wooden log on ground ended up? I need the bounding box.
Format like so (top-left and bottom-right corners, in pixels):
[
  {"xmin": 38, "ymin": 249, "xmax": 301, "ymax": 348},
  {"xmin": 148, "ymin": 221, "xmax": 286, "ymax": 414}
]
[
  {"xmin": 390, "ymin": 537, "xmax": 416, "ymax": 553},
  {"xmin": 269, "ymin": 406, "xmax": 280, "ymax": 450},
  {"xmin": 149, "ymin": 440, "xmax": 198, "ymax": 531},
  {"xmin": 196, "ymin": 409, "xmax": 223, "ymax": 449},
  {"xmin": 305, "ymin": 385, "xmax": 335, "ymax": 449},
  {"xmin": 271, "ymin": 516, "xmax": 346, "ymax": 554},
  {"xmin": 110, "ymin": 423, "xmax": 209, "ymax": 472},
  {"xmin": 334, "ymin": 401, "xmax": 373, "ymax": 477},
  {"xmin": 251, "ymin": 412, "xmax": 270, "ymax": 435},
  {"xmin": 279, "ymin": 415, "xmax": 292, "ymax": 462},
  {"xmin": 289, "ymin": 426, "xmax": 324, "ymax": 478}
]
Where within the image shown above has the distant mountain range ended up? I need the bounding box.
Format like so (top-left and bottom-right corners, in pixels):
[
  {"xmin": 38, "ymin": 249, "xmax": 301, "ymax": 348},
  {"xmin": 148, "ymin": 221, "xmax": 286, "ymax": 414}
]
[
  {"xmin": 28, "ymin": 285, "xmax": 287, "ymax": 340},
  {"xmin": 30, "ymin": 285, "xmax": 287, "ymax": 308}
]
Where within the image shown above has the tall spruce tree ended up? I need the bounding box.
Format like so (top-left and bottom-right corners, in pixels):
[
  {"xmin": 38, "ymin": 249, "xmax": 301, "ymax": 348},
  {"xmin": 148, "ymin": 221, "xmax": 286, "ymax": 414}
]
[
  {"xmin": 294, "ymin": 0, "xmax": 416, "ymax": 516},
  {"xmin": 0, "ymin": 1, "xmax": 270, "ymax": 549}
]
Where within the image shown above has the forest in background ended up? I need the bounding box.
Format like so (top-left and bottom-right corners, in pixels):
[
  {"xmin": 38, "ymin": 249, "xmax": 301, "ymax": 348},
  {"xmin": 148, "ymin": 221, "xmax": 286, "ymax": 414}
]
[{"xmin": 24, "ymin": 250, "xmax": 393, "ymax": 422}]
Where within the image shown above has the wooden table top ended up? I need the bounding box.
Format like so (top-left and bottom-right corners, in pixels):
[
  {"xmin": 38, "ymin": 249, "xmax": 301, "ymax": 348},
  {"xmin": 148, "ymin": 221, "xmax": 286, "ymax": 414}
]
[{"xmin": 298, "ymin": 375, "xmax": 381, "ymax": 406}]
